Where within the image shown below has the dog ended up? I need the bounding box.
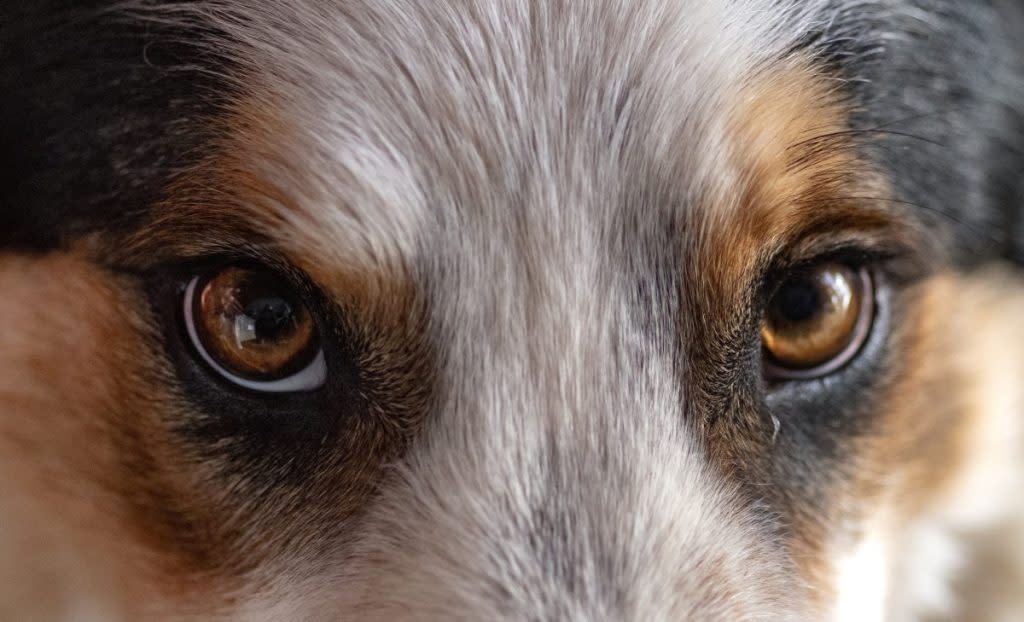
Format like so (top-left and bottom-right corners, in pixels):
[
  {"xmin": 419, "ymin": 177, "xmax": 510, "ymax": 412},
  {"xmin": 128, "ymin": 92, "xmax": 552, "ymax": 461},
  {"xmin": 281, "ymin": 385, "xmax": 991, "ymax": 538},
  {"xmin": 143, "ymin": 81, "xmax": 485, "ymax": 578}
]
[{"xmin": 3, "ymin": 1, "xmax": 1024, "ymax": 620}]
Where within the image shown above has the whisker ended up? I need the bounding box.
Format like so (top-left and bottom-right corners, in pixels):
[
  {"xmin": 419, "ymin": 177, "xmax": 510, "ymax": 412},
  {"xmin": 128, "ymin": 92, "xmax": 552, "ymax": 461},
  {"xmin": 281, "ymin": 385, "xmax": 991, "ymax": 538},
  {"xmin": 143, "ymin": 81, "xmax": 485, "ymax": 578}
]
[
  {"xmin": 789, "ymin": 128, "xmax": 947, "ymax": 152},
  {"xmin": 832, "ymin": 195, "xmax": 1001, "ymax": 249},
  {"xmin": 862, "ymin": 108, "xmax": 964, "ymax": 131}
]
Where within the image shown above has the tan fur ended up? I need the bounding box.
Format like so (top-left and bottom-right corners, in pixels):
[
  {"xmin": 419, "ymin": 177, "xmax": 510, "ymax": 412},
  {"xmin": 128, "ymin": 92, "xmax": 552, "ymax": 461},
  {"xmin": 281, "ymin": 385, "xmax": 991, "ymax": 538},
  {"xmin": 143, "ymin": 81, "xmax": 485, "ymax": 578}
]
[
  {"xmin": 843, "ymin": 271, "xmax": 1024, "ymax": 621},
  {"xmin": 703, "ymin": 58, "xmax": 902, "ymax": 301},
  {"xmin": 0, "ymin": 253, "xmax": 239, "ymax": 620},
  {"xmin": 691, "ymin": 60, "xmax": 914, "ymax": 600}
]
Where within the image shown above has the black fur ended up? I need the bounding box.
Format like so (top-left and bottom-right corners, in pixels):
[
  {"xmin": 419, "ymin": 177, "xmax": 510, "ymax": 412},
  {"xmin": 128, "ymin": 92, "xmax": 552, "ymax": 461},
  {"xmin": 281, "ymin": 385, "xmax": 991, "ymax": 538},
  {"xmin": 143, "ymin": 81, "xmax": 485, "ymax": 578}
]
[
  {"xmin": 0, "ymin": 1, "xmax": 230, "ymax": 250},
  {"xmin": 813, "ymin": 0, "xmax": 1024, "ymax": 265}
]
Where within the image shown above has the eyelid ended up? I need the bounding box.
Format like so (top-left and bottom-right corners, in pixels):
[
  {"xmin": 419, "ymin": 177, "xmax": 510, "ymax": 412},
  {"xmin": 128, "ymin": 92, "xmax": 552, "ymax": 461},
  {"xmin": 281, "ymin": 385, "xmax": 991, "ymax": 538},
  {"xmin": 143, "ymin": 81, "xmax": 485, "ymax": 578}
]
[
  {"xmin": 759, "ymin": 243, "xmax": 892, "ymax": 302},
  {"xmin": 183, "ymin": 275, "xmax": 328, "ymax": 393}
]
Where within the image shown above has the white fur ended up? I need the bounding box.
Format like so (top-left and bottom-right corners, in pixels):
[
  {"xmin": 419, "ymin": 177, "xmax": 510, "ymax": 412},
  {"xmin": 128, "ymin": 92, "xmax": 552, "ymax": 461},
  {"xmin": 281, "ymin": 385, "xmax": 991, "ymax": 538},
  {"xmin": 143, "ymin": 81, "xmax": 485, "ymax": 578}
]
[{"xmin": 834, "ymin": 526, "xmax": 889, "ymax": 622}]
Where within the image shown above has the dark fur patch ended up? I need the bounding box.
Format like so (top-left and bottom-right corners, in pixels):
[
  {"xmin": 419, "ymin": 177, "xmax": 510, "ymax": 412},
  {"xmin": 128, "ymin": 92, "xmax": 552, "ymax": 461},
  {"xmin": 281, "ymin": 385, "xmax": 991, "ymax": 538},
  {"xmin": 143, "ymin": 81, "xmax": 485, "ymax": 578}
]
[
  {"xmin": 0, "ymin": 2, "xmax": 234, "ymax": 250},
  {"xmin": 806, "ymin": 1, "xmax": 1024, "ymax": 265}
]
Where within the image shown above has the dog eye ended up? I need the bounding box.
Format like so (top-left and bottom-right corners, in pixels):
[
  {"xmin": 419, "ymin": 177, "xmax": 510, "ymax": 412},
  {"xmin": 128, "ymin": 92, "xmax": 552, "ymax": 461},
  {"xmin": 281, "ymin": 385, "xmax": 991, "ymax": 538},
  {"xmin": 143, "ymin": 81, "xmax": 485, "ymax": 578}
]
[
  {"xmin": 761, "ymin": 263, "xmax": 873, "ymax": 380},
  {"xmin": 182, "ymin": 266, "xmax": 327, "ymax": 392}
]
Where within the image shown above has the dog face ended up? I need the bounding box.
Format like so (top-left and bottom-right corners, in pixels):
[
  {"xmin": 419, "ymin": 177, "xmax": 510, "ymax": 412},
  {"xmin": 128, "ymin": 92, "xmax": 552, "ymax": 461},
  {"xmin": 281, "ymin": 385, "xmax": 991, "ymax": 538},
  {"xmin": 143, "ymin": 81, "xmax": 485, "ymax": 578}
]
[{"xmin": 3, "ymin": 1, "xmax": 1024, "ymax": 620}]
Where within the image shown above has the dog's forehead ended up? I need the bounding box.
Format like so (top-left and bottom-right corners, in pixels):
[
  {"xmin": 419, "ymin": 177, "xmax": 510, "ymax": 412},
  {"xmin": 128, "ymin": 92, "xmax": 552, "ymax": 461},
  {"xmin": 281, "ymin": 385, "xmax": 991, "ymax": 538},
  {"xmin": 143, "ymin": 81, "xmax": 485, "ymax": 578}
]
[{"xmin": 162, "ymin": 0, "xmax": 844, "ymax": 289}]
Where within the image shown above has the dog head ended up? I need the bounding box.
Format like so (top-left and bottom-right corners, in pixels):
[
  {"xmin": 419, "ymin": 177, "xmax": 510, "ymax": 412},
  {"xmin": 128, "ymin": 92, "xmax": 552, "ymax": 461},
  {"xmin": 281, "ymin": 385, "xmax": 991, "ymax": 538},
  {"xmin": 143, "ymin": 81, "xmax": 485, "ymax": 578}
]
[{"xmin": 3, "ymin": 1, "xmax": 1024, "ymax": 620}]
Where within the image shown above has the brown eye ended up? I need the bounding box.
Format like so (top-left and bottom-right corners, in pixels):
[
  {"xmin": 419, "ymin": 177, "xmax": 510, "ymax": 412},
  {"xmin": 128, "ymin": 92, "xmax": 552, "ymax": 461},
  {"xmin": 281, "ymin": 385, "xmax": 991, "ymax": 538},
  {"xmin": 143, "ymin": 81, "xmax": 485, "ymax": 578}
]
[
  {"xmin": 761, "ymin": 263, "xmax": 873, "ymax": 379},
  {"xmin": 183, "ymin": 266, "xmax": 327, "ymax": 392}
]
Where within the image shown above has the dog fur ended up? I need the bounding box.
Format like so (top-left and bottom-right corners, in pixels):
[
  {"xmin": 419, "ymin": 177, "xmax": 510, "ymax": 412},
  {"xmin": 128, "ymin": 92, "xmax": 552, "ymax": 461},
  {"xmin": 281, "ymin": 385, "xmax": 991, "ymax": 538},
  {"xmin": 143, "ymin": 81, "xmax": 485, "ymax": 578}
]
[{"xmin": 2, "ymin": 1, "xmax": 1024, "ymax": 620}]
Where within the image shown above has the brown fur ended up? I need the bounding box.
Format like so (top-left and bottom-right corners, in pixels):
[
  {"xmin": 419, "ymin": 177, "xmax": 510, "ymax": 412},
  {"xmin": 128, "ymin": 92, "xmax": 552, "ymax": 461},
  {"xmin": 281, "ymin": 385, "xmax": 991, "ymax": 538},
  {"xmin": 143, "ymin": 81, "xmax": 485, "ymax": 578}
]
[{"xmin": 0, "ymin": 252, "xmax": 237, "ymax": 619}]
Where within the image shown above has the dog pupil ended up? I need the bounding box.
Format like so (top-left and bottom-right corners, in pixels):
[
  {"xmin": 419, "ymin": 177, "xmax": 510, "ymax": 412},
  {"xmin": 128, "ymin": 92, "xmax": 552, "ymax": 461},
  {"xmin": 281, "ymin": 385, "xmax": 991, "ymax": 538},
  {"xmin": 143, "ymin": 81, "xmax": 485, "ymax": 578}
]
[
  {"xmin": 244, "ymin": 297, "xmax": 295, "ymax": 340},
  {"xmin": 776, "ymin": 277, "xmax": 820, "ymax": 324}
]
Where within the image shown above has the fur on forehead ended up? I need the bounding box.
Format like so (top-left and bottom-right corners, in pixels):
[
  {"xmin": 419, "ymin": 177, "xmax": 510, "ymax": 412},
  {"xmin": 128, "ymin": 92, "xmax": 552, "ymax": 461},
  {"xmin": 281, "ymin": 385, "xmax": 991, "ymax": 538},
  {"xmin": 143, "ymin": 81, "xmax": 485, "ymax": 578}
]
[{"xmin": 124, "ymin": 0, "xmax": 853, "ymax": 271}]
